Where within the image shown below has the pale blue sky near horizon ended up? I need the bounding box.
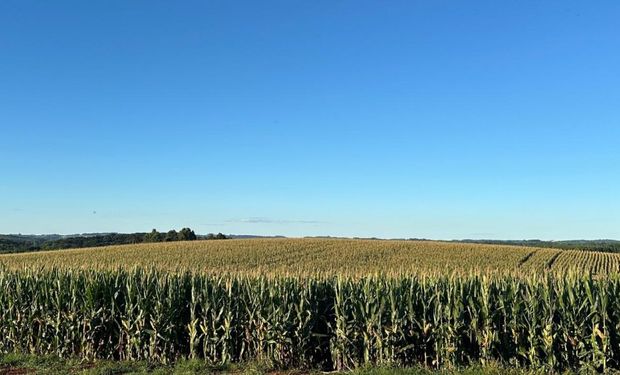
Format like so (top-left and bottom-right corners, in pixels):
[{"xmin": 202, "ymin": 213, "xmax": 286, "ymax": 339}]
[{"xmin": 1, "ymin": 1, "xmax": 619, "ymax": 239}]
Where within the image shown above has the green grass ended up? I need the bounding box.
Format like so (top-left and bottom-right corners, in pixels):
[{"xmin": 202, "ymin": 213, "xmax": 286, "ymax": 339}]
[
  {"xmin": 0, "ymin": 353, "xmax": 590, "ymax": 374},
  {"xmin": 0, "ymin": 353, "xmax": 235, "ymax": 374}
]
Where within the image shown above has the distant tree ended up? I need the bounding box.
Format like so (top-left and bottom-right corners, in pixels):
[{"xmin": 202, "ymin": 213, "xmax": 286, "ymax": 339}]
[
  {"xmin": 165, "ymin": 230, "xmax": 178, "ymax": 242},
  {"xmin": 204, "ymin": 232, "xmax": 227, "ymax": 240},
  {"xmin": 144, "ymin": 229, "xmax": 162, "ymax": 243},
  {"xmin": 178, "ymin": 228, "xmax": 197, "ymax": 241},
  {"xmin": 130, "ymin": 233, "xmax": 144, "ymax": 244}
]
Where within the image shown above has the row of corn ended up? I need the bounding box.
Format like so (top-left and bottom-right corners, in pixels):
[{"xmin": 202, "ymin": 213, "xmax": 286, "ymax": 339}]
[{"xmin": 0, "ymin": 268, "xmax": 618, "ymax": 371}]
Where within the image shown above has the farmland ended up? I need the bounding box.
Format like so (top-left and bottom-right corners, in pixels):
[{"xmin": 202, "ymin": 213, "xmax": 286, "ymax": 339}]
[
  {"xmin": 1, "ymin": 238, "xmax": 619, "ymax": 275},
  {"xmin": 1, "ymin": 239, "xmax": 620, "ymax": 372}
]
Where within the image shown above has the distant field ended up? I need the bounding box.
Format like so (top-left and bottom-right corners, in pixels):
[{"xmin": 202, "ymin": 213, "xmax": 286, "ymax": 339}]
[{"xmin": 1, "ymin": 237, "xmax": 619, "ymax": 275}]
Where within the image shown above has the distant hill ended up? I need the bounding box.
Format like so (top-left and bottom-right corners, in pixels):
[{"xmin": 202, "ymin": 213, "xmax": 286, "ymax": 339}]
[
  {"xmin": 0, "ymin": 233, "xmax": 144, "ymax": 253},
  {"xmin": 228, "ymin": 234, "xmax": 287, "ymax": 239},
  {"xmin": 0, "ymin": 234, "xmax": 64, "ymax": 253},
  {"xmin": 2, "ymin": 233, "xmax": 619, "ymax": 254},
  {"xmin": 2, "ymin": 238, "xmax": 620, "ymax": 276},
  {"xmin": 450, "ymin": 239, "xmax": 620, "ymax": 253},
  {"xmin": 0, "ymin": 229, "xmax": 222, "ymax": 254}
]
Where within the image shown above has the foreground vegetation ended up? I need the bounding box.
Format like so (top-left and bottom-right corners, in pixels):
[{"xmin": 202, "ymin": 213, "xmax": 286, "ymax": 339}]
[
  {"xmin": 0, "ymin": 353, "xmax": 559, "ymax": 374},
  {"xmin": 2, "ymin": 239, "xmax": 620, "ymax": 373},
  {"xmin": 0, "ymin": 268, "xmax": 619, "ymax": 372}
]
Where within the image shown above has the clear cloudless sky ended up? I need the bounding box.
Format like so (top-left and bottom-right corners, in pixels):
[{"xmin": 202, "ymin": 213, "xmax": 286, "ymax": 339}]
[{"xmin": 1, "ymin": 0, "xmax": 619, "ymax": 239}]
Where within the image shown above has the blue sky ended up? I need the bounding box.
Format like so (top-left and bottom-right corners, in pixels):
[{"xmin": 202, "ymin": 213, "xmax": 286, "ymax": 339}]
[{"xmin": 1, "ymin": 1, "xmax": 619, "ymax": 239}]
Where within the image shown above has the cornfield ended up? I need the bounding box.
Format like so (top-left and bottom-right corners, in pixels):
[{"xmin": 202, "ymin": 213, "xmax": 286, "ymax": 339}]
[
  {"xmin": 0, "ymin": 268, "xmax": 619, "ymax": 371},
  {"xmin": 1, "ymin": 238, "xmax": 618, "ymax": 275},
  {"xmin": 1, "ymin": 239, "xmax": 620, "ymax": 371}
]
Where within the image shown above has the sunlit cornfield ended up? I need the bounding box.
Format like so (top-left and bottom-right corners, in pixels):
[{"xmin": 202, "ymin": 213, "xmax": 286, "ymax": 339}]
[
  {"xmin": 1, "ymin": 238, "xmax": 619, "ymax": 275},
  {"xmin": 1, "ymin": 239, "xmax": 620, "ymax": 371}
]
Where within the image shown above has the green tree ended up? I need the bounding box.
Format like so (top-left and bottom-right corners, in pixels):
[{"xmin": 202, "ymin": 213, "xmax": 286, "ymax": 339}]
[
  {"xmin": 144, "ymin": 229, "xmax": 162, "ymax": 243},
  {"xmin": 165, "ymin": 230, "xmax": 178, "ymax": 242},
  {"xmin": 178, "ymin": 228, "xmax": 197, "ymax": 241}
]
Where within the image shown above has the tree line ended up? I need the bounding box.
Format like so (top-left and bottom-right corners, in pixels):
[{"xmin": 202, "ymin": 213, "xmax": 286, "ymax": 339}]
[{"xmin": 0, "ymin": 229, "xmax": 229, "ymax": 254}]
